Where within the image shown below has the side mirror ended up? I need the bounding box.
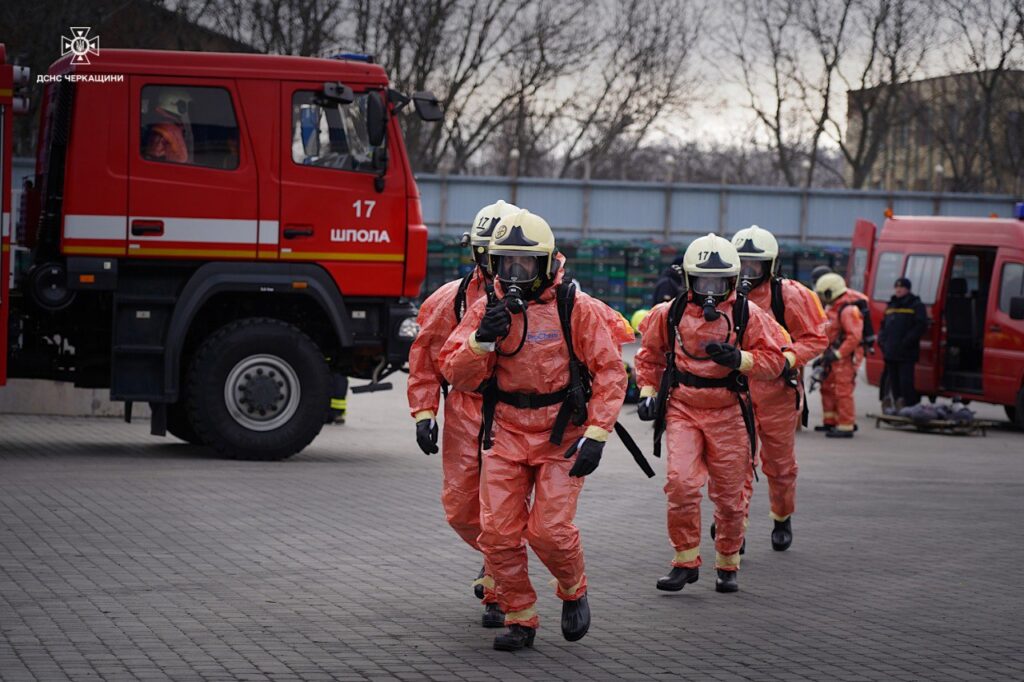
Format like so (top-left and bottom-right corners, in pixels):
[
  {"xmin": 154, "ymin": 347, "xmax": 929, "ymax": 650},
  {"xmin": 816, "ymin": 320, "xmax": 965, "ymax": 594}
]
[
  {"xmin": 1010, "ymin": 296, "xmax": 1024, "ymax": 321},
  {"xmin": 320, "ymin": 82, "xmax": 354, "ymax": 105},
  {"xmin": 367, "ymin": 90, "xmax": 387, "ymax": 148},
  {"xmin": 412, "ymin": 90, "xmax": 443, "ymax": 122}
]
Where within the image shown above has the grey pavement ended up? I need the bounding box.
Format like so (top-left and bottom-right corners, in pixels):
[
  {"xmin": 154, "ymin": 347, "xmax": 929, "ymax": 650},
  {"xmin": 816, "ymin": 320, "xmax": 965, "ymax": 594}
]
[{"xmin": 2, "ymin": 358, "xmax": 1023, "ymax": 681}]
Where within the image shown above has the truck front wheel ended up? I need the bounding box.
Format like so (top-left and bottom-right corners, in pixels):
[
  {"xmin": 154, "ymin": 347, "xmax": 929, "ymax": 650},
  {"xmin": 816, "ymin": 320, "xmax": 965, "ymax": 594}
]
[{"xmin": 187, "ymin": 318, "xmax": 330, "ymax": 460}]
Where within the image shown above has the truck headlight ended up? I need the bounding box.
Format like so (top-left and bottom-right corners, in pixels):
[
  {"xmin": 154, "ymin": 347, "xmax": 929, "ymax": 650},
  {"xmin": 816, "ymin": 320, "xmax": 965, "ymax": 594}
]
[{"xmin": 397, "ymin": 317, "xmax": 420, "ymax": 340}]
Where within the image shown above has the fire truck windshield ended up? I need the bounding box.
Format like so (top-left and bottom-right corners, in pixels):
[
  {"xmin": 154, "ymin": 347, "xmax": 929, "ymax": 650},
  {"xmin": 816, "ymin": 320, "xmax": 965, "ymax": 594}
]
[{"xmin": 292, "ymin": 90, "xmax": 382, "ymax": 173}]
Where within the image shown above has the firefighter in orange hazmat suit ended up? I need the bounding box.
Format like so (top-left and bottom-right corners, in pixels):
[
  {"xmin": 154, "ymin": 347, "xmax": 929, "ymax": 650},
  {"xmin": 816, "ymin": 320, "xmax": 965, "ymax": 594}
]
[
  {"xmin": 407, "ymin": 200, "xmax": 519, "ymax": 628},
  {"xmin": 635, "ymin": 234, "xmax": 786, "ymax": 594},
  {"xmin": 440, "ymin": 209, "xmax": 632, "ymax": 651},
  {"xmin": 730, "ymin": 225, "xmax": 828, "ymax": 551},
  {"xmin": 814, "ymin": 273, "xmax": 864, "ymax": 438}
]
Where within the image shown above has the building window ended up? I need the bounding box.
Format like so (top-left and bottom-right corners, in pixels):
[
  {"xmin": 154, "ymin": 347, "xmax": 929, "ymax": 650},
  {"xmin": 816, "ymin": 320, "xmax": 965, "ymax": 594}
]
[{"xmin": 140, "ymin": 85, "xmax": 239, "ymax": 170}]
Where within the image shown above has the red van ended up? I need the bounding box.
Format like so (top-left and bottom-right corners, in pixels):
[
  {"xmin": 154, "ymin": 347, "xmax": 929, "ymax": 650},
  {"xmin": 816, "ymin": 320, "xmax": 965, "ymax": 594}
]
[{"xmin": 848, "ymin": 205, "xmax": 1024, "ymax": 427}]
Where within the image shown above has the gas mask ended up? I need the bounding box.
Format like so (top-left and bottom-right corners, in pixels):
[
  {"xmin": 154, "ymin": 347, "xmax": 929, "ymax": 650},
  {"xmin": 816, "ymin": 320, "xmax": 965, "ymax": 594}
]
[
  {"xmin": 494, "ymin": 254, "xmax": 543, "ymax": 311},
  {"xmin": 691, "ymin": 276, "xmax": 734, "ymax": 321},
  {"xmin": 738, "ymin": 259, "xmax": 770, "ymax": 291}
]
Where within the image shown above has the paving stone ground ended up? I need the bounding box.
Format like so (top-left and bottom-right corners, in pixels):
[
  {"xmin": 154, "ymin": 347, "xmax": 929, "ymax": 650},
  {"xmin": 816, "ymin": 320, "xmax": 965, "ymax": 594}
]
[{"xmin": 1, "ymin": 360, "xmax": 1023, "ymax": 681}]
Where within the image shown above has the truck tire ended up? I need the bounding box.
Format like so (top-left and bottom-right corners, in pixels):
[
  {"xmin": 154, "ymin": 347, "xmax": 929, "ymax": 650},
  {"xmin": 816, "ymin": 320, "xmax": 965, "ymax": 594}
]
[
  {"xmin": 187, "ymin": 318, "xmax": 330, "ymax": 460},
  {"xmin": 166, "ymin": 400, "xmax": 204, "ymax": 445}
]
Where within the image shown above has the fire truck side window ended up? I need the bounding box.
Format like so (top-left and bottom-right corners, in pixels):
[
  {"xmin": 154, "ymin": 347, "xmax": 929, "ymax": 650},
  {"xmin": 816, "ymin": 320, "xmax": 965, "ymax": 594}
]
[
  {"xmin": 291, "ymin": 90, "xmax": 378, "ymax": 173},
  {"xmin": 999, "ymin": 263, "xmax": 1024, "ymax": 312},
  {"xmin": 872, "ymin": 252, "xmax": 903, "ymax": 300},
  {"xmin": 140, "ymin": 85, "xmax": 240, "ymax": 170}
]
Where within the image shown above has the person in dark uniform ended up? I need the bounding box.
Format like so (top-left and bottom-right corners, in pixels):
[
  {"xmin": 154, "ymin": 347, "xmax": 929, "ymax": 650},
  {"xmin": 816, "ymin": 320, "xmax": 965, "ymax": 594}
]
[
  {"xmin": 878, "ymin": 277, "xmax": 928, "ymax": 412},
  {"xmin": 652, "ymin": 256, "xmax": 685, "ymax": 305}
]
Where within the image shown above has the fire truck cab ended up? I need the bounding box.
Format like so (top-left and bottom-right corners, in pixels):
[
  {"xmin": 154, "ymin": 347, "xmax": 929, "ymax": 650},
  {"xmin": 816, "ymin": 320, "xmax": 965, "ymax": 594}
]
[
  {"xmin": 0, "ymin": 46, "xmax": 440, "ymax": 458},
  {"xmin": 848, "ymin": 207, "xmax": 1024, "ymax": 427}
]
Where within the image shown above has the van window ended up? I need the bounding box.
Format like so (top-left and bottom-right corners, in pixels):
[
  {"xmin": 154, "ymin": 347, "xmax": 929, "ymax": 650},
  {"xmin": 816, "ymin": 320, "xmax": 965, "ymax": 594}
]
[
  {"xmin": 872, "ymin": 252, "xmax": 903, "ymax": 300},
  {"xmin": 140, "ymin": 85, "xmax": 239, "ymax": 170},
  {"xmin": 291, "ymin": 90, "xmax": 379, "ymax": 173},
  {"xmin": 951, "ymin": 254, "xmax": 980, "ymax": 294},
  {"xmin": 848, "ymin": 248, "xmax": 868, "ymax": 292},
  {"xmin": 999, "ymin": 263, "xmax": 1024, "ymax": 312},
  {"xmin": 903, "ymin": 254, "xmax": 944, "ymax": 304}
]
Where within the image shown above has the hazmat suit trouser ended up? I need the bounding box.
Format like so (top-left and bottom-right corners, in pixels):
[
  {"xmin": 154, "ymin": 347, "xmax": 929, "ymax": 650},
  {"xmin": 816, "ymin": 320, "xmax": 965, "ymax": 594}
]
[
  {"xmin": 742, "ymin": 380, "xmax": 801, "ymax": 522},
  {"xmin": 440, "ymin": 390, "xmax": 496, "ymax": 604},
  {"xmin": 664, "ymin": 399, "xmax": 748, "ymax": 572},
  {"xmin": 478, "ymin": 425, "xmax": 587, "ymax": 629},
  {"xmin": 820, "ymin": 359, "xmax": 860, "ymax": 429}
]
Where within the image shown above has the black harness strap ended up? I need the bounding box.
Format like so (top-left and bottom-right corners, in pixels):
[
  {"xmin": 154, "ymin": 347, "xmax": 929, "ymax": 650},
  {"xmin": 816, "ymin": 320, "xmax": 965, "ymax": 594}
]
[
  {"xmin": 652, "ymin": 292, "xmax": 759, "ymax": 480},
  {"xmin": 442, "ymin": 271, "xmax": 477, "ymax": 400},
  {"xmin": 478, "ymin": 282, "xmax": 654, "ymax": 477},
  {"xmin": 453, "ymin": 270, "xmax": 474, "ymax": 323}
]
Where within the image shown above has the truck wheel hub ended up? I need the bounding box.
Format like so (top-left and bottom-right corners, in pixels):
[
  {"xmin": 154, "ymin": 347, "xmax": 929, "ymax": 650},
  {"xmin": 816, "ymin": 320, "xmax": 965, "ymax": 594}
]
[{"xmin": 224, "ymin": 354, "xmax": 301, "ymax": 431}]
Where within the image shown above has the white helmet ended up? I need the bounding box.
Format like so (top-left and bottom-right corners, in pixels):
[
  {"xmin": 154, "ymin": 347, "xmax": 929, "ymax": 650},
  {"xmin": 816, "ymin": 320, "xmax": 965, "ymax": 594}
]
[
  {"xmin": 488, "ymin": 209, "xmax": 557, "ymax": 299},
  {"xmin": 731, "ymin": 224, "xmax": 779, "ymax": 286},
  {"xmin": 683, "ymin": 233, "xmax": 740, "ymax": 299},
  {"xmin": 815, "ymin": 272, "xmax": 848, "ymax": 304},
  {"xmin": 466, "ymin": 200, "xmax": 520, "ymax": 272}
]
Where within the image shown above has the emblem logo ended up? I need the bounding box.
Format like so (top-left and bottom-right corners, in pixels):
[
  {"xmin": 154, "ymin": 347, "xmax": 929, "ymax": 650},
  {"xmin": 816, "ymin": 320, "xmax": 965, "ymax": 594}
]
[{"xmin": 61, "ymin": 27, "xmax": 100, "ymax": 65}]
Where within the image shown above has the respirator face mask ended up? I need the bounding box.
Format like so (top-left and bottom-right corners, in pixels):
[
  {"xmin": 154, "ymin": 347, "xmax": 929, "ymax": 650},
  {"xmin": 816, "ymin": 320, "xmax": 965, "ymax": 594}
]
[
  {"xmin": 691, "ymin": 275, "xmax": 734, "ymax": 321},
  {"xmin": 739, "ymin": 259, "xmax": 770, "ymax": 283}
]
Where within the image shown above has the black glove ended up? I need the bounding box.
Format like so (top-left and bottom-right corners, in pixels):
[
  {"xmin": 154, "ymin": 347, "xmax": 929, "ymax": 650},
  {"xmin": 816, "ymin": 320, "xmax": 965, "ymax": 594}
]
[
  {"xmin": 637, "ymin": 396, "xmax": 657, "ymax": 421},
  {"xmin": 415, "ymin": 418, "xmax": 439, "ymax": 455},
  {"xmin": 475, "ymin": 300, "xmax": 511, "ymax": 343},
  {"xmin": 823, "ymin": 346, "xmax": 840, "ymax": 363},
  {"xmin": 564, "ymin": 437, "xmax": 604, "ymax": 477},
  {"xmin": 705, "ymin": 342, "xmax": 742, "ymax": 369}
]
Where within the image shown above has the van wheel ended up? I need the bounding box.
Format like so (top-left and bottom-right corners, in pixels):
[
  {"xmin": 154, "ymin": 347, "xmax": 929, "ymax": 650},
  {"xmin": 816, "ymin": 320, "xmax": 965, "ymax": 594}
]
[
  {"xmin": 187, "ymin": 318, "xmax": 330, "ymax": 460},
  {"xmin": 166, "ymin": 400, "xmax": 204, "ymax": 445}
]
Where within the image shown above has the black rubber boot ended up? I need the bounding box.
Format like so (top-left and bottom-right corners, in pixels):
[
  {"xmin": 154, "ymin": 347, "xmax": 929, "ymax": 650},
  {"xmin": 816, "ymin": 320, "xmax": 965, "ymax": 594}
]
[
  {"xmin": 826, "ymin": 428, "xmax": 854, "ymax": 439},
  {"xmin": 493, "ymin": 624, "xmax": 536, "ymax": 651},
  {"xmin": 813, "ymin": 424, "xmax": 836, "ymax": 432},
  {"xmin": 715, "ymin": 569, "xmax": 739, "ymax": 593},
  {"xmin": 561, "ymin": 594, "xmax": 591, "ymax": 642},
  {"xmin": 473, "ymin": 565, "xmax": 486, "ymax": 600},
  {"xmin": 481, "ymin": 603, "xmax": 505, "ymax": 628},
  {"xmin": 771, "ymin": 517, "xmax": 793, "ymax": 551},
  {"xmin": 656, "ymin": 566, "xmax": 699, "ymax": 591}
]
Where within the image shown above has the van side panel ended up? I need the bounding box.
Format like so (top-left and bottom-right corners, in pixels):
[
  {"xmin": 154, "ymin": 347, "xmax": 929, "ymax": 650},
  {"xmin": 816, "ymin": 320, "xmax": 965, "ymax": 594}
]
[{"xmin": 984, "ymin": 248, "xmax": 1024, "ymax": 404}]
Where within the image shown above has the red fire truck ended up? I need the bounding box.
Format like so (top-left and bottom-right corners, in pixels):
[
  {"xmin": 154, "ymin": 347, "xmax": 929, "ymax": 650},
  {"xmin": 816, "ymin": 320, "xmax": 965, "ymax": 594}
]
[
  {"xmin": 848, "ymin": 208, "xmax": 1024, "ymax": 427},
  {"xmin": 0, "ymin": 45, "xmax": 440, "ymax": 459}
]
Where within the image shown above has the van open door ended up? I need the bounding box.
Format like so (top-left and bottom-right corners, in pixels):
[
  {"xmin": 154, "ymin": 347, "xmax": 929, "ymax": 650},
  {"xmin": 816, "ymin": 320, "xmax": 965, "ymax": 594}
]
[
  {"xmin": 847, "ymin": 219, "xmax": 876, "ymax": 294},
  {"xmin": 0, "ymin": 50, "xmax": 14, "ymax": 386}
]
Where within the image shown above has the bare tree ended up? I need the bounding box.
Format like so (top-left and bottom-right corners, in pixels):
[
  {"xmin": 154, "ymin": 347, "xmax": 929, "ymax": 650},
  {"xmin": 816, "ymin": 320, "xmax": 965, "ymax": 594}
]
[
  {"xmin": 721, "ymin": 0, "xmax": 807, "ymax": 186},
  {"xmin": 200, "ymin": 0, "xmax": 344, "ymax": 55},
  {"xmin": 929, "ymin": 0, "xmax": 1024, "ymax": 191},
  {"xmin": 549, "ymin": 0, "xmax": 706, "ymax": 179},
  {"xmin": 795, "ymin": 0, "xmax": 855, "ymax": 187},
  {"xmin": 828, "ymin": 0, "xmax": 934, "ymax": 189},
  {"xmin": 342, "ymin": 0, "xmax": 593, "ymax": 173}
]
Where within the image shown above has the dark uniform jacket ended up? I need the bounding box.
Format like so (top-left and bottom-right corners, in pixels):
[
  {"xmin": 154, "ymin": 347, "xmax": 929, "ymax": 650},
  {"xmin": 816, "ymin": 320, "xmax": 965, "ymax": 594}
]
[
  {"xmin": 878, "ymin": 293, "xmax": 928, "ymax": 363},
  {"xmin": 652, "ymin": 266, "xmax": 684, "ymax": 306}
]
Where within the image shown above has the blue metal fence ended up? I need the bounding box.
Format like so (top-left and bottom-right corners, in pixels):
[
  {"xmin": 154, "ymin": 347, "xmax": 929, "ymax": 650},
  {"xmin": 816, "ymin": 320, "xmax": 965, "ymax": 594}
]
[{"xmin": 416, "ymin": 174, "xmax": 1019, "ymax": 245}]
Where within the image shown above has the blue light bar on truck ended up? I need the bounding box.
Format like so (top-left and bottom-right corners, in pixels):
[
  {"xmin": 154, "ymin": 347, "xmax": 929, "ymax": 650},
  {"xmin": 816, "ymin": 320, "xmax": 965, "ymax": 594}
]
[
  {"xmin": 330, "ymin": 52, "xmax": 375, "ymax": 64},
  {"xmin": 1015, "ymin": 202, "xmax": 1024, "ymax": 220}
]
